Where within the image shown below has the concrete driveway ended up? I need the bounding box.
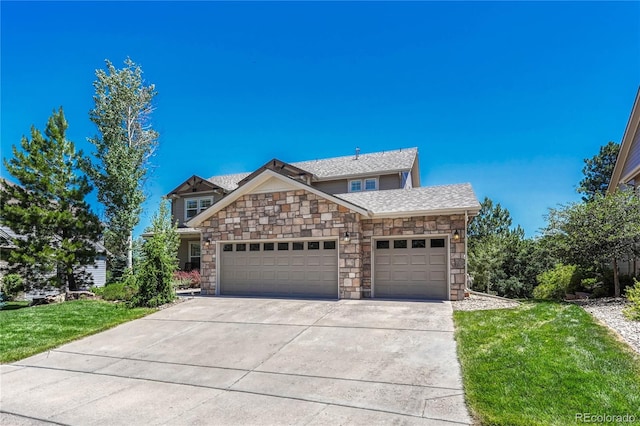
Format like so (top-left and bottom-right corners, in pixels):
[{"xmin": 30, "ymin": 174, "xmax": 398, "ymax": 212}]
[{"xmin": 1, "ymin": 297, "xmax": 471, "ymax": 425}]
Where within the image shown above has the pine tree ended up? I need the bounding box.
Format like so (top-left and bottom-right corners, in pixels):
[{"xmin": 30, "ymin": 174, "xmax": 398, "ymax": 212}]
[
  {"xmin": 87, "ymin": 58, "xmax": 158, "ymax": 279},
  {"xmin": 0, "ymin": 108, "xmax": 102, "ymax": 291}
]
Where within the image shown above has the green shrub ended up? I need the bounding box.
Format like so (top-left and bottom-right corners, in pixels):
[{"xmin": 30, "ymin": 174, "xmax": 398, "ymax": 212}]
[
  {"xmin": 591, "ymin": 285, "xmax": 609, "ymax": 299},
  {"xmin": 93, "ymin": 272, "xmax": 138, "ymax": 302},
  {"xmin": 495, "ymin": 277, "xmax": 532, "ymax": 299},
  {"xmin": 623, "ymin": 279, "xmax": 640, "ymax": 321},
  {"xmin": 132, "ymin": 200, "xmax": 177, "ymax": 308},
  {"xmin": 533, "ymin": 264, "xmax": 581, "ymax": 300},
  {"xmin": 1, "ymin": 274, "xmax": 24, "ymax": 300}
]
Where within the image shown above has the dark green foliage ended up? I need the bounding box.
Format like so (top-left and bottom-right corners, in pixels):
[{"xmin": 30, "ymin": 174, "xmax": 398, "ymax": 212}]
[
  {"xmin": 133, "ymin": 200, "xmax": 178, "ymax": 307},
  {"xmin": 578, "ymin": 141, "xmax": 620, "ymax": 202},
  {"xmin": 495, "ymin": 277, "xmax": 531, "ymax": 299},
  {"xmin": 468, "ymin": 197, "xmax": 552, "ymax": 298},
  {"xmin": 0, "ymin": 108, "xmax": 102, "ymax": 291},
  {"xmin": 1, "ymin": 274, "xmax": 24, "ymax": 300},
  {"xmin": 624, "ymin": 279, "xmax": 640, "ymax": 320},
  {"xmin": 533, "ymin": 264, "xmax": 581, "ymax": 300},
  {"xmin": 468, "ymin": 197, "xmax": 513, "ymax": 247},
  {"xmin": 544, "ymin": 189, "xmax": 640, "ymax": 297},
  {"xmin": 87, "ymin": 58, "xmax": 158, "ymax": 279}
]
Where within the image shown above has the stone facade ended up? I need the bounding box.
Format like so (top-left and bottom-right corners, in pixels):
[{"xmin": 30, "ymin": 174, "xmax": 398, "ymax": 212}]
[
  {"xmin": 360, "ymin": 215, "xmax": 466, "ymax": 301},
  {"xmin": 199, "ymin": 189, "xmax": 362, "ymax": 298},
  {"xmin": 198, "ymin": 188, "xmax": 467, "ymax": 300}
]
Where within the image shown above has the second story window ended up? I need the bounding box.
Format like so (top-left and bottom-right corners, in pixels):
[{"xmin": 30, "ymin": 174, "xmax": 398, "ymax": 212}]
[
  {"xmin": 364, "ymin": 178, "xmax": 377, "ymax": 191},
  {"xmin": 349, "ymin": 178, "xmax": 378, "ymax": 192},
  {"xmin": 185, "ymin": 196, "xmax": 213, "ymax": 219}
]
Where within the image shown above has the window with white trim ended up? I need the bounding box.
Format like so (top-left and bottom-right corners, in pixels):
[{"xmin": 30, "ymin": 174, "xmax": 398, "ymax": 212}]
[
  {"xmin": 189, "ymin": 242, "xmax": 201, "ymax": 269},
  {"xmin": 349, "ymin": 179, "xmax": 362, "ymax": 192},
  {"xmin": 349, "ymin": 178, "xmax": 378, "ymax": 192},
  {"xmin": 185, "ymin": 196, "xmax": 213, "ymax": 219},
  {"xmin": 364, "ymin": 178, "xmax": 378, "ymax": 191}
]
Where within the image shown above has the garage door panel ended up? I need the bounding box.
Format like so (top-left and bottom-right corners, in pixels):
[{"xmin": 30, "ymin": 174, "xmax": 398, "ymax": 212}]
[
  {"xmin": 307, "ymin": 256, "xmax": 321, "ymax": 266},
  {"xmin": 391, "ymin": 255, "xmax": 408, "ymax": 265},
  {"xmin": 430, "ymin": 271, "xmax": 446, "ymax": 281},
  {"xmin": 221, "ymin": 241, "xmax": 338, "ymax": 298},
  {"xmin": 277, "ymin": 271, "xmax": 289, "ymax": 280},
  {"xmin": 291, "ymin": 256, "xmax": 305, "ymax": 266},
  {"xmin": 374, "ymin": 238, "xmax": 448, "ymax": 300}
]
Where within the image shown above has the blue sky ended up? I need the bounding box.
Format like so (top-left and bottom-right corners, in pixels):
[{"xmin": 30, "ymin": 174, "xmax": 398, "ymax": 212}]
[{"xmin": 2, "ymin": 1, "xmax": 639, "ymax": 237}]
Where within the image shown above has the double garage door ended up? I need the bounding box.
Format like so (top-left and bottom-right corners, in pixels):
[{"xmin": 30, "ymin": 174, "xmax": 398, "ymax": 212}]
[
  {"xmin": 220, "ymin": 240, "xmax": 338, "ymax": 298},
  {"xmin": 374, "ymin": 237, "xmax": 448, "ymax": 300}
]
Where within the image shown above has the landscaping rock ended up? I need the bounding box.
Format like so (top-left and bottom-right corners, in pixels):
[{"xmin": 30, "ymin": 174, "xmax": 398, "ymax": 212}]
[
  {"xmin": 66, "ymin": 291, "xmax": 97, "ymax": 300},
  {"xmin": 572, "ymin": 298, "xmax": 640, "ymax": 355}
]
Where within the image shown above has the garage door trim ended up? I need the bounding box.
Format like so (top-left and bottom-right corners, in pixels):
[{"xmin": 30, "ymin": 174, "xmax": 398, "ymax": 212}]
[
  {"xmin": 215, "ymin": 237, "xmax": 341, "ymax": 297},
  {"xmin": 371, "ymin": 234, "xmax": 451, "ymax": 300}
]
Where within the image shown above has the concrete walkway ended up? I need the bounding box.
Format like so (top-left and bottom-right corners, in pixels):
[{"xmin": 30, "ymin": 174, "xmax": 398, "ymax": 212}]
[{"xmin": 1, "ymin": 297, "xmax": 472, "ymax": 425}]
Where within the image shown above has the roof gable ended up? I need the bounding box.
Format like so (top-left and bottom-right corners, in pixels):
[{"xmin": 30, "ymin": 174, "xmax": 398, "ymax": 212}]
[
  {"xmin": 167, "ymin": 175, "xmax": 225, "ymax": 197},
  {"xmin": 236, "ymin": 158, "xmax": 313, "ymax": 187},
  {"xmin": 609, "ymin": 87, "xmax": 640, "ymax": 192},
  {"xmin": 187, "ymin": 169, "xmax": 371, "ymax": 227}
]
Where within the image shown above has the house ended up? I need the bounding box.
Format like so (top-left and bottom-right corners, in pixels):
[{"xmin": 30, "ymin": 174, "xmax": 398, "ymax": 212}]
[
  {"xmin": 0, "ymin": 180, "xmax": 108, "ymax": 289},
  {"xmin": 167, "ymin": 147, "xmax": 480, "ymax": 301},
  {"xmin": 608, "ymin": 87, "xmax": 640, "ymax": 275}
]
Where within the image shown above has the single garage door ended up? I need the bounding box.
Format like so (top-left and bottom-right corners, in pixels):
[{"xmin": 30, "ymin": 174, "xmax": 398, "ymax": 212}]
[
  {"xmin": 374, "ymin": 237, "xmax": 448, "ymax": 300},
  {"xmin": 220, "ymin": 240, "xmax": 338, "ymax": 298}
]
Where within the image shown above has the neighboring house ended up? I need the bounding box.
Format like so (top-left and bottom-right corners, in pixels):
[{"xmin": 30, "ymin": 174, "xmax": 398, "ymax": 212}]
[
  {"xmin": 0, "ymin": 224, "xmax": 108, "ymax": 288},
  {"xmin": 167, "ymin": 147, "xmax": 480, "ymax": 301},
  {"xmin": 608, "ymin": 87, "xmax": 640, "ymax": 276},
  {"xmin": 0, "ymin": 179, "xmax": 108, "ymax": 288}
]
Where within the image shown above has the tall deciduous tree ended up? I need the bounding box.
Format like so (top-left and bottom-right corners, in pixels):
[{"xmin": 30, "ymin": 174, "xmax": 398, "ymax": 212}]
[
  {"xmin": 578, "ymin": 141, "xmax": 620, "ymax": 202},
  {"xmin": 88, "ymin": 58, "xmax": 158, "ymax": 278},
  {"xmin": 0, "ymin": 108, "xmax": 102, "ymax": 291},
  {"xmin": 544, "ymin": 189, "xmax": 640, "ymax": 297}
]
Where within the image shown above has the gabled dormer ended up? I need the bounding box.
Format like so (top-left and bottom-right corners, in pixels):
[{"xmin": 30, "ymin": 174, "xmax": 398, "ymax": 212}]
[{"xmin": 166, "ymin": 175, "xmax": 227, "ymax": 226}]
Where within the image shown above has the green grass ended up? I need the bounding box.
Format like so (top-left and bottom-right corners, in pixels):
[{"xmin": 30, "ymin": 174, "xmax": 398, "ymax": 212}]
[
  {"xmin": 0, "ymin": 300, "xmax": 154, "ymax": 363},
  {"xmin": 454, "ymin": 302, "xmax": 640, "ymax": 425}
]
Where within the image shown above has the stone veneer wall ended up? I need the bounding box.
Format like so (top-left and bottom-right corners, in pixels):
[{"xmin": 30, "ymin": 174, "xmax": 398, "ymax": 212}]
[
  {"xmin": 198, "ymin": 189, "xmax": 362, "ymax": 298},
  {"xmin": 360, "ymin": 215, "xmax": 467, "ymax": 301}
]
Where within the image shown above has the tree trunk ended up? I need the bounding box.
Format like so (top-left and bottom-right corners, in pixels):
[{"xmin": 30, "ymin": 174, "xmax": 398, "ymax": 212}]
[
  {"xmin": 127, "ymin": 231, "xmax": 133, "ymax": 271},
  {"xmin": 613, "ymin": 258, "xmax": 620, "ymax": 298}
]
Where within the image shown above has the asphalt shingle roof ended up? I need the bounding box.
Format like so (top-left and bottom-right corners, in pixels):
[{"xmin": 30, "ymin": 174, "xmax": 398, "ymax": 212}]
[
  {"xmin": 208, "ymin": 172, "xmax": 251, "ymax": 191},
  {"xmin": 336, "ymin": 183, "xmax": 480, "ymax": 215},
  {"xmin": 207, "ymin": 148, "xmax": 417, "ymax": 191},
  {"xmin": 291, "ymin": 147, "xmax": 417, "ymax": 179}
]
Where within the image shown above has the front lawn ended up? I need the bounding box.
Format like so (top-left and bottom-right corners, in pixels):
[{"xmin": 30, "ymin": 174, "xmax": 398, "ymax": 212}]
[
  {"xmin": 0, "ymin": 300, "xmax": 154, "ymax": 363},
  {"xmin": 454, "ymin": 302, "xmax": 640, "ymax": 425}
]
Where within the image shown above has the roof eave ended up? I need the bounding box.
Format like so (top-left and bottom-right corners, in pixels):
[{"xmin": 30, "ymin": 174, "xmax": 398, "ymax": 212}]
[
  {"xmin": 370, "ymin": 206, "xmax": 481, "ymax": 219},
  {"xmin": 312, "ymin": 168, "xmax": 413, "ymax": 182},
  {"xmin": 608, "ymin": 86, "xmax": 640, "ymax": 194}
]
